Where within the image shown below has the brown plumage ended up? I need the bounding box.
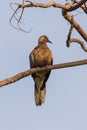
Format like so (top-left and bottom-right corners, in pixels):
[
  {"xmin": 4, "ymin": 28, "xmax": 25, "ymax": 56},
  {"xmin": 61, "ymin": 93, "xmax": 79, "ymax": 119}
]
[{"xmin": 29, "ymin": 35, "xmax": 53, "ymax": 106}]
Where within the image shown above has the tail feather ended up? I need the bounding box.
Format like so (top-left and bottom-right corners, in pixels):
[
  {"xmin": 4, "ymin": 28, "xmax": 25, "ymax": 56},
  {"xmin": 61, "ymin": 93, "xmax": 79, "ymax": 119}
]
[{"xmin": 34, "ymin": 87, "xmax": 46, "ymax": 106}]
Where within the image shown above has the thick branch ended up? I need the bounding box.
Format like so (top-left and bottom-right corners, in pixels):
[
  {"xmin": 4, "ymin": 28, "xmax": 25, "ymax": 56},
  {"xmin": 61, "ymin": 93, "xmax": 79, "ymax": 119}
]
[
  {"xmin": 19, "ymin": 0, "xmax": 87, "ymax": 11},
  {"xmin": 20, "ymin": 1, "xmax": 66, "ymax": 9},
  {"xmin": 62, "ymin": 9, "xmax": 87, "ymax": 41},
  {"xmin": 67, "ymin": 0, "xmax": 87, "ymax": 11},
  {"xmin": 73, "ymin": 0, "xmax": 87, "ymax": 13},
  {"xmin": 0, "ymin": 59, "xmax": 87, "ymax": 87}
]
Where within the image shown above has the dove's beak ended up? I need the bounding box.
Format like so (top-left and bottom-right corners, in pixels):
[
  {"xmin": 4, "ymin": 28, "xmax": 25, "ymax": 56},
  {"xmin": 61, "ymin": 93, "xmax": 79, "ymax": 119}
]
[{"xmin": 48, "ymin": 40, "xmax": 52, "ymax": 44}]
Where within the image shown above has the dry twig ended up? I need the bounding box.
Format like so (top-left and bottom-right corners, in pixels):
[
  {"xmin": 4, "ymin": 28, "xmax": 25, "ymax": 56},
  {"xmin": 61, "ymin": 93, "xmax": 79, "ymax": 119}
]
[
  {"xmin": 66, "ymin": 24, "xmax": 74, "ymax": 47},
  {"xmin": 67, "ymin": 38, "xmax": 87, "ymax": 52}
]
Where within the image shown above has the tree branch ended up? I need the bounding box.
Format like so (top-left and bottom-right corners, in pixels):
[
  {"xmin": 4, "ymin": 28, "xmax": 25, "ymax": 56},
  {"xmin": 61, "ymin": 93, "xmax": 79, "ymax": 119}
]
[
  {"xmin": 0, "ymin": 59, "xmax": 87, "ymax": 87},
  {"xmin": 73, "ymin": 0, "xmax": 87, "ymax": 13},
  {"xmin": 66, "ymin": 24, "xmax": 74, "ymax": 47},
  {"xmin": 9, "ymin": 0, "xmax": 87, "ymax": 51},
  {"xmin": 18, "ymin": 0, "xmax": 87, "ymax": 11},
  {"xmin": 66, "ymin": 23, "xmax": 87, "ymax": 51},
  {"xmin": 67, "ymin": 38, "xmax": 87, "ymax": 52},
  {"xmin": 67, "ymin": 0, "xmax": 87, "ymax": 11},
  {"xmin": 10, "ymin": 1, "xmax": 85, "ymax": 31},
  {"xmin": 10, "ymin": 1, "xmax": 87, "ymax": 39},
  {"xmin": 62, "ymin": 7, "xmax": 87, "ymax": 41}
]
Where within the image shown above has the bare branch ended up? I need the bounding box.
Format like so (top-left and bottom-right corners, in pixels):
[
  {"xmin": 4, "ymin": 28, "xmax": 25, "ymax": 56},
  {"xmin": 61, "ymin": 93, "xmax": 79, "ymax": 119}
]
[
  {"xmin": 62, "ymin": 8, "xmax": 87, "ymax": 41},
  {"xmin": 66, "ymin": 24, "xmax": 74, "ymax": 47},
  {"xmin": 0, "ymin": 59, "xmax": 87, "ymax": 87},
  {"xmin": 67, "ymin": 0, "xmax": 87, "ymax": 11},
  {"xmin": 9, "ymin": 1, "xmax": 87, "ymax": 35},
  {"xmin": 9, "ymin": 0, "xmax": 87, "ymax": 51},
  {"xmin": 73, "ymin": 0, "xmax": 87, "ymax": 13},
  {"xmin": 9, "ymin": 2, "xmax": 31, "ymax": 32},
  {"xmin": 66, "ymin": 22, "xmax": 87, "ymax": 51},
  {"xmin": 21, "ymin": 1, "xmax": 65, "ymax": 9},
  {"xmin": 67, "ymin": 38, "xmax": 87, "ymax": 52},
  {"xmin": 17, "ymin": 0, "xmax": 87, "ymax": 11}
]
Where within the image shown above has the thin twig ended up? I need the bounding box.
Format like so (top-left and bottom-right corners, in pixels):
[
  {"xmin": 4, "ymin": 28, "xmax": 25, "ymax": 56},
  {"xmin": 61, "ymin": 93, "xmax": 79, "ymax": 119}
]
[
  {"xmin": 69, "ymin": 38, "xmax": 87, "ymax": 52},
  {"xmin": 9, "ymin": 1, "xmax": 31, "ymax": 32},
  {"xmin": 66, "ymin": 24, "xmax": 73, "ymax": 47}
]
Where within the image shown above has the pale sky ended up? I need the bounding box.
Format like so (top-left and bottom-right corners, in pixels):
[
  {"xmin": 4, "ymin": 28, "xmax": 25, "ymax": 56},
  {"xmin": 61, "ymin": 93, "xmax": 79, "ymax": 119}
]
[{"xmin": 1, "ymin": 0, "xmax": 87, "ymax": 130}]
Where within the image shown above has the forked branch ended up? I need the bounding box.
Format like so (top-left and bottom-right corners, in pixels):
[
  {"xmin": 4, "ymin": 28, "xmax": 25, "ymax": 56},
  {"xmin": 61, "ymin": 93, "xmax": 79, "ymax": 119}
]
[
  {"xmin": 66, "ymin": 22, "xmax": 87, "ymax": 52},
  {"xmin": 9, "ymin": 0, "xmax": 87, "ymax": 51}
]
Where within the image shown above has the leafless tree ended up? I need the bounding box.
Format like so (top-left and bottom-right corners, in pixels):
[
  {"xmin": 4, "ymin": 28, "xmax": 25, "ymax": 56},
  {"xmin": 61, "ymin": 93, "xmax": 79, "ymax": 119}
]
[{"xmin": 0, "ymin": 0, "xmax": 87, "ymax": 87}]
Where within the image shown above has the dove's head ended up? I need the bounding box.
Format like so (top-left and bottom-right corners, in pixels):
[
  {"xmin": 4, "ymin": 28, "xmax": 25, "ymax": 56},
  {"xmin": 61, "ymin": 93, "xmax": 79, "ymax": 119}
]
[{"xmin": 38, "ymin": 35, "xmax": 52, "ymax": 45}]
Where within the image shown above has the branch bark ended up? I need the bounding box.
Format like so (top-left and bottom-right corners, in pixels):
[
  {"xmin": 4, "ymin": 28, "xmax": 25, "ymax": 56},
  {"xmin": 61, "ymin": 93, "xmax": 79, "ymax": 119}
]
[
  {"xmin": 73, "ymin": 0, "xmax": 87, "ymax": 13},
  {"xmin": 67, "ymin": 38, "xmax": 87, "ymax": 52},
  {"xmin": 0, "ymin": 59, "xmax": 87, "ymax": 87},
  {"xmin": 19, "ymin": 0, "xmax": 87, "ymax": 11},
  {"xmin": 67, "ymin": 0, "xmax": 87, "ymax": 11},
  {"xmin": 66, "ymin": 25, "xmax": 87, "ymax": 51},
  {"xmin": 62, "ymin": 6, "xmax": 87, "ymax": 41}
]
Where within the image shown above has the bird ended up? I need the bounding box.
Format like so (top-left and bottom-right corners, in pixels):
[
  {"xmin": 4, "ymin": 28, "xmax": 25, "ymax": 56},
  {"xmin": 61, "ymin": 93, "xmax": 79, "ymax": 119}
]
[{"xmin": 29, "ymin": 35, "xmax": 53, "ymax": 106}]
